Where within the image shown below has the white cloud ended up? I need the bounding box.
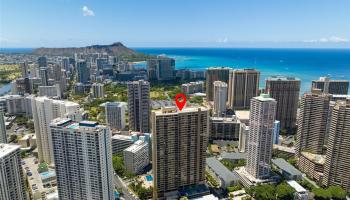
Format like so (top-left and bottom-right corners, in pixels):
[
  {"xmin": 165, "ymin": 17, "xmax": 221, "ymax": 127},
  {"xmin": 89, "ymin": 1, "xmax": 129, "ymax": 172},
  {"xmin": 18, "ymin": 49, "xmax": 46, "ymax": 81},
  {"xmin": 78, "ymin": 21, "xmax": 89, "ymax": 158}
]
[
  {"xmin": 216, "ymin": 37, "xmax": 229, "ymax": 43},
  {"xmin": 328, "ymin": 36, "xmax": 349, "ymax": 42},
  {"xmin": 303, "ymin": 36, "xmax": 349, "ymax": 43},
  {"xmin": 82, "ymin": 6, "xmax": 95, "ymax": 17}
]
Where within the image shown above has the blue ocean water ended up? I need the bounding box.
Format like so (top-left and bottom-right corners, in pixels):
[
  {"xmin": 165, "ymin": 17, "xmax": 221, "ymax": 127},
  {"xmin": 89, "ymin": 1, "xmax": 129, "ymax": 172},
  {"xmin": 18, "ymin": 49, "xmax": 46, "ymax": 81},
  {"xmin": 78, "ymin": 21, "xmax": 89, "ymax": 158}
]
[
  {"xmin": 135, "ymin": 48, "xmax": 350, "ymax": 94},
  {"xmin": 1, "ymin": 47, "xmax": 349, "ymax": 94}
]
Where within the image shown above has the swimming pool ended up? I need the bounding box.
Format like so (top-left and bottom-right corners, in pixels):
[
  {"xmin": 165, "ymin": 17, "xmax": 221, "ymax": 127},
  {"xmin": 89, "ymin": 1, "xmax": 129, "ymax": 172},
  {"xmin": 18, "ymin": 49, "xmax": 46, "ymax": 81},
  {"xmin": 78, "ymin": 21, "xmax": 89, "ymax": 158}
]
[{"xmin": 145, "ymin": 175, "xmax": 153, "ymax": 181}]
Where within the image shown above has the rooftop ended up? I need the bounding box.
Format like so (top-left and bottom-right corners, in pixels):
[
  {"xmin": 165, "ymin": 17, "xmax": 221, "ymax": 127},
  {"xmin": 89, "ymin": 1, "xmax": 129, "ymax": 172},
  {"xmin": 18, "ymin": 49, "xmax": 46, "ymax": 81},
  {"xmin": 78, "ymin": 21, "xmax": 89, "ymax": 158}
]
[
  {"xmin": 315, "ymin": 77, "xmax": 349, "ymax": 82},
  {"xmin": 287, "ymin": 180, "xmax": 307, "ymax": 193},
  {"xmin": 221, "ymin": 152, "xmax": 247, "ymax": 160},
  {"xmin": 272, "ymin": 158, "xmax": 302, "ymax": 176},
  {"xmin": 207, "ymin": 67, "xmax": 231, "ymax": 70},
  {"xmin": 182, "ymin": 81, "xmax": 204, "ymax": 86},
  {"xmin": 213, "ymin": 81, "xmax": 227, "ymax": 87},
  {"xmin": 104, "ymin": 101, "xmax": 127, "ymax": 107},
  {"xmin": 112, "ymin": 134, "xmax": 133, "ymax": 141},
  {"xmin": 154, "ymin": 106, "xmax": 209, "ymax": 115},
  {"xmin": 267, "ymin": 76, "xmax": 300, "ymax": 81},
  {"xmin": 273, "ymin": 144, "xmax": 295, "ymax": 154},
  {"xmin": 40, "ymin": 171, "xmax": 56, "ymax": 180},
  {"xmin": 254, "ymin": 93, "xmax": 276, "ymax": 102},
  {"xmin": 206, "ymin": 157, "xmax": 240, "ymax": 183},
  {"xmin": 210, "ymin": 116, "xmax": 240, "ymax": 123},
  {"xmin": 0, "ymin": 143, "xmax": 20, "ymax": 158},
  {"xmin": 124, "ymin": 140, "xmax": 147, "ymax": 153},
  {"xmin": 50, "ymin": 118, "xmax": 102, "ymax": 130},
  {"xmin": 301, "ymin": 152, "xmax": 325, "ymax": 165},
  {"xmin": 235, "ymin": 110, "xmax": 250, "ymax": 120}
]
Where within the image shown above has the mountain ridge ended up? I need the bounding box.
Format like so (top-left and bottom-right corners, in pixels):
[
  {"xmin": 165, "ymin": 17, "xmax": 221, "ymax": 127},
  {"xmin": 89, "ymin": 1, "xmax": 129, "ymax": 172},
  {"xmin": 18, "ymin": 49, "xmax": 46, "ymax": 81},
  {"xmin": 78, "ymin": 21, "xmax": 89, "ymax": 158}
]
[{"xmin": 32, "ymin": 42, "xmax": 137, "ymax": 56}]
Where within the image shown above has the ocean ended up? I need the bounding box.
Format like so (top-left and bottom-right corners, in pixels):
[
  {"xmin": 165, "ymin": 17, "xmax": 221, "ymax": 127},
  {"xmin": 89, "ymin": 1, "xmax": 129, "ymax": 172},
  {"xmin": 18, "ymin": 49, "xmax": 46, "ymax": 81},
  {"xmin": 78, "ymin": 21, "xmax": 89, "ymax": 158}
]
[
  {"xmin": 1, "ymin": 47, "xmax": 349, "ymax": 94},
  {"xmin": 135, "ymin": 48, "xmax": 350, "ymax": 94}
]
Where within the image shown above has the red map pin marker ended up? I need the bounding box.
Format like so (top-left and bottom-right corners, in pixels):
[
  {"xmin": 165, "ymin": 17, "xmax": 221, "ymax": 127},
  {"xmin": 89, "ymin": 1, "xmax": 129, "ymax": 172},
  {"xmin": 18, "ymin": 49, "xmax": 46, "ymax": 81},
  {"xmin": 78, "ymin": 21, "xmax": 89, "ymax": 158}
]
[{"xmin": 175, "ymin": 93, "xmax": 187, "ymax": 111}]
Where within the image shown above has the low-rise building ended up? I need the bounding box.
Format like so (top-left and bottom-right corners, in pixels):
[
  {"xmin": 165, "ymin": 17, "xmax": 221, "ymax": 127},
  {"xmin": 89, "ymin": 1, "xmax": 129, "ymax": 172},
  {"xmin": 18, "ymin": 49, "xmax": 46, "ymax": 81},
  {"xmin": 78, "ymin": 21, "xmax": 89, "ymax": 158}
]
[
  {"xmin": 221, "ymin": 152, "xmax": 247, "ymax": 162},
  {"xmin": 287, "ymin": 180, "xmax": 309, "ymax": 200},
  {"xmin": 22, "ymin": 157, "xmax": 58, "ymax": 200},
  {"xmin": 273, "ymin": 144, "xmax": 296, "ymax": 159},
  {"xmin": 18, "ymin": 134, "xmax": 36, "ymax": 149},
  {"xmin": 206, "ymin": 157, "xmax": 240, "ymax": 188},
  {"xmin": 272, "ymin": 158, "xmax": 302, "ymax": 180},
  {"xmin": 123, "ymin": 140, "xmax": 149, "ymax": 174}
]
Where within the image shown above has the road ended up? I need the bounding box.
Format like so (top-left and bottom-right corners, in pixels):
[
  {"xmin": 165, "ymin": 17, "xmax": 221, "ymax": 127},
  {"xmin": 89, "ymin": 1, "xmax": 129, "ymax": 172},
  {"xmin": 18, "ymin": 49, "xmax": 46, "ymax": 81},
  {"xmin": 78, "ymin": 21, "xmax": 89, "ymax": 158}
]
[{"xmin": 114, "ymin": 174, "xmax": 137, "ymax": 200}]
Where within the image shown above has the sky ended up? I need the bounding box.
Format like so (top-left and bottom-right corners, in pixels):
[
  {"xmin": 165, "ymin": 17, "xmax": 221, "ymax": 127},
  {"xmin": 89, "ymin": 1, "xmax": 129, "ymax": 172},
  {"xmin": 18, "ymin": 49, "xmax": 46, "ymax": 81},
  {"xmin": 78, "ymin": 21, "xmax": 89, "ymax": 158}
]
[{"xmin": 1, "ymin": 0, "xmax": 350, "ymax": 48}]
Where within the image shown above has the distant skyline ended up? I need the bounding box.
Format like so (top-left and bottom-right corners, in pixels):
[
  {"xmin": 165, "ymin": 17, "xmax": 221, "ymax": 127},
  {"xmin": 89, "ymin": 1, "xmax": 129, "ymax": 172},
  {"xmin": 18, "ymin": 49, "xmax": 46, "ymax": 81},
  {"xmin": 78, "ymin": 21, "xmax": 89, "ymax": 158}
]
[{"xmin": 1, "ymin": 0, "xmax": 350, "ymax": 48}]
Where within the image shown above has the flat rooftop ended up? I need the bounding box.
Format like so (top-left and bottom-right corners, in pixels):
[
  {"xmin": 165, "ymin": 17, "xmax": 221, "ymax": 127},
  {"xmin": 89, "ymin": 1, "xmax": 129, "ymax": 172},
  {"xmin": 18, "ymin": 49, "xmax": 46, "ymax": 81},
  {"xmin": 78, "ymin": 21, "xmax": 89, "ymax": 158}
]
[
  {"xmin": 0, "ymin": 143, "xmax": 20, "ymax": 158},
  {"xmin": 273, "ymin": 144, "xmax": 296, "ymax": 154},
  {"xmin": 206, "ymin": 157, "xmax": 240, "ymax": 184},
  {"xmin": 112, "ymin": 134, "xmax": 133, "ymax": 140},
  {"xmin": 124, "ymin": 140, "xmax": 147, "ymax": 153},
  {"xmin": 153, "ymin": 106, "xmax": 208, "ymax": 115},
  {"xmin": 210, "ymin": 116, "xmax": 239, "ymax": 123},
  {"xmin": 267, "ymin": 76, "xmax": 300, "ymax": 81},
  {"xmin": 221, "ymin": 152, "xmax": 247, "ymax": 160},
  {"xmin": 287, "ymin": 180, "xmax": 307, "ymax": 193},
  {"xmin": 50, "ymin": 118, "xmax": 101, "ymax": 129},
  {"xmin": 235, "ymin": 109, "xmax": 250, "ymax": 117},
  {"xmin": 301, "ymin": 152, "xmax": 325, "ymax": 165},
  {"xmin": 254, "ymin": 93, "xmax": 275, "ymax": 102},
  {"xmin": 272, "ymin": 158, "xmax": 302, "ymax": 176}
]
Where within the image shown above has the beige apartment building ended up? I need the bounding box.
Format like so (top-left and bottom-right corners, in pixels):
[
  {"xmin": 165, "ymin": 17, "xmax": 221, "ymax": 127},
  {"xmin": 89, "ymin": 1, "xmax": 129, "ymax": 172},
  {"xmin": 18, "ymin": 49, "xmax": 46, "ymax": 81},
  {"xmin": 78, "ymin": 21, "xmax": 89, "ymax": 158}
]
[
  {"xmin": 152, "ymin": 106, "xmax": 209, "ymax": 199},
  {"xmin": 228, "ymin": 69, "xmax": 260, "ymax": 110}
]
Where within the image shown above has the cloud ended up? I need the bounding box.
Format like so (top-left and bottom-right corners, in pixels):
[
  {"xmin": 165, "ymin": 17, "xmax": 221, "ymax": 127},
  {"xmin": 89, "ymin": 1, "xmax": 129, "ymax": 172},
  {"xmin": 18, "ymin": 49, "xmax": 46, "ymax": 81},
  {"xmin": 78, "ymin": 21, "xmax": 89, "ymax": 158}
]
[
  {"xmin": 216, "ymin": 37, "xmax": 229, "ymax": 43},
  {"xmin": 303, "ymin": 36, "xmax": 349, "ymax": 43},
  {"xmin": 82, "ymin": 6, "xmax": 95, "ymax": 17}
]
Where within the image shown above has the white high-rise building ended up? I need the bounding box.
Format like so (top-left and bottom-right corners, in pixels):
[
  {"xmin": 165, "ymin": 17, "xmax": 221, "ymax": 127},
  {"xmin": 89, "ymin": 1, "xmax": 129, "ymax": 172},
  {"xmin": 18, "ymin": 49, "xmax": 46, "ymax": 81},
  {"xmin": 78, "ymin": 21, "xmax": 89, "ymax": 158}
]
[
  {"xmin": 105, "ymin": 102, "xmax": 126, "ymax": 130},
  {"xmin": 246, "ymin": 94, "xmax": 277, "ymax": 179},
  {"xmin": 50, "ymin": 118, "xmax": 114, "ymax": 200},
  {"xmin": 123, "ymin": 140, "xmax": 149, "ymax": 174},
  {"xmin": 0, "ymin": 144, "xmax": 27, "ymax": 200},
  {"xmin": 31, "ymin": 96, "xmax": 81, "ymax": 164},
  {"xmin": 0, "ymin": 109, "xmax": 7, "ymax": 143},
  {"xmin": 213, "ymin": 81, "xmax": 228, "ymax": 117}
]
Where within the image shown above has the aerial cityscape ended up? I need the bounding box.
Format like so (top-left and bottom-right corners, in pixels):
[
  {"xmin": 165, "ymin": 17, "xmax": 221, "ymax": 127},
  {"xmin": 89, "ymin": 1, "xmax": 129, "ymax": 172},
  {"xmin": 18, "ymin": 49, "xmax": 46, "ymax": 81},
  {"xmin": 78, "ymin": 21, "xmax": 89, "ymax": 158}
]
[{"xmin": 1, "ymin": 1, "xmax": 350, "ymax": 200}]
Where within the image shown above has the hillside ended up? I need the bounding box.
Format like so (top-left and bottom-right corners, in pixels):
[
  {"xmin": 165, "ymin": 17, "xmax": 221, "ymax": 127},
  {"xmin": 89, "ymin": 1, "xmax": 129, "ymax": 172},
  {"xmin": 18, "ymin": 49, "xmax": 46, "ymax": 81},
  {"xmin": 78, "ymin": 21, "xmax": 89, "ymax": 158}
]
[{"xmin": 32, "ymin": 42, "xmax": 138, "ymax": 57}]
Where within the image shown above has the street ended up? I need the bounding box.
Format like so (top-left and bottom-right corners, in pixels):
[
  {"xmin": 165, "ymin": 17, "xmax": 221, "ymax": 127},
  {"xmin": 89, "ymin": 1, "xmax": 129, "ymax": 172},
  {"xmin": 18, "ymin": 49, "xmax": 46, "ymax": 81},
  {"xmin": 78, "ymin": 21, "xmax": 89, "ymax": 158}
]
[{"xmin": 114, "ymin": 173, "xmax": 137, "ymax": 200}]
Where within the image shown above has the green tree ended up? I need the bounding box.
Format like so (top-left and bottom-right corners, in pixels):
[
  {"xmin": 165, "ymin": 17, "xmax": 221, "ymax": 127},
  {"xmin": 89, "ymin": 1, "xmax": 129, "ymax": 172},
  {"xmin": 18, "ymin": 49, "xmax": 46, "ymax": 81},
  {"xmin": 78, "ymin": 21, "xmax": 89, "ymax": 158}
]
[
  {"xmin": 328, "ymin": 186, "xmax": 347, "ymax": 200},
  {"xmin": 250, "ymin": 184, "xmax": 276, "ymax": 200},
  {"xmin": 227, "ymin": 184, "xmax": 242, "ymax": 192},
  {"xmin": 287, "ymin": 157, "xmax": 298, "ymax": 166},
  {"xmin": 297, "ymin": 179, "xmax": 315, "ymax": 190},
  {"xmin": 275, "ymin": 182, "xmax": 295, "ymax": 200},
  {"xmin": 112, "ymin": 155, "xmax": 125, "ymax": 176},
  {"xmin": 313, "ymin": 188, "xmax": 332, "ymax": 200}
]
